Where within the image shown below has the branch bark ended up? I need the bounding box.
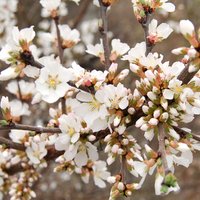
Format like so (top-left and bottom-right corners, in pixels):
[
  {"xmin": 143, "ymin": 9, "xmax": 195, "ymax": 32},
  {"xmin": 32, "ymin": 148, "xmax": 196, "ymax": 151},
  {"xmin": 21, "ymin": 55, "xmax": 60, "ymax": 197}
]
[
  {"xmin": 158, "ymin": 123, "xmax": 170, "ymax": 176},
  {"xmin": 0, "ymin": 121, "xmax": 61, "ymax": 134},
  {"xmin": 98, "ymin": 0, "xmax": 111, "ymax": 69}
]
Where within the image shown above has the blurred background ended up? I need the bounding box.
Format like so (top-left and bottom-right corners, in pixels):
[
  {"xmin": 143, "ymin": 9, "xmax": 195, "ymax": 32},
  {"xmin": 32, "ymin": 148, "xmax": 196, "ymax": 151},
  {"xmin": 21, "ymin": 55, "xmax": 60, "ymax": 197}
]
[{"xmin": 1, "ymin": 0, "xmax": 200, "ymax": 199}]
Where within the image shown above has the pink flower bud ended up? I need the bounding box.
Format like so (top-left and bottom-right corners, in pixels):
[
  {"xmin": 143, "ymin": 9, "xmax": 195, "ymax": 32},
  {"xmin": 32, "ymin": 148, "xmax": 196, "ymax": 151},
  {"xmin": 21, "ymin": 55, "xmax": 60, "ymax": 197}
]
[
  {"xmin": 117, "ymin": 182, "xmax": 124, "ymax": 191},
  {"xmin": 148, "ymin": 118, "xmax": 158, "ymax": 126},
  {"xmin": 109, "ymin": 63, "xmax": 118, "ymax": 73},
  {"xmin": 128, "ymin": 107, "xmax": 135, "ymax": 115},
  {"xmin": 130, "ymin": 63, "xmax": 139, "ymax": 73}
]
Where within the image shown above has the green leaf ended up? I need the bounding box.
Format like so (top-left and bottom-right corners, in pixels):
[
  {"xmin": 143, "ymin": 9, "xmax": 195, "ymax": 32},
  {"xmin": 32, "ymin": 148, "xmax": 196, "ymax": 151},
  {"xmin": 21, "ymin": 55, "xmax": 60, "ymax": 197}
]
[{"xmin": 0, "ymin": 120, "xmax": 9, "ymax": 126}]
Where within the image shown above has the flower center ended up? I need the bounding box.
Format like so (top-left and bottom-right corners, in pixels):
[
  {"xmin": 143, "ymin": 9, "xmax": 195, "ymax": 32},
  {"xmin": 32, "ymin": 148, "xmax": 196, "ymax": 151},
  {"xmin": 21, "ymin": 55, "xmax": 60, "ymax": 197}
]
[
  {"xmin": 66, "ymin": 126, "xmax": 75, "ymax": 135},
  {"xmin": 88, "ymin": 100, "xmax": 101, "ymax": 111},
  {"xmin": 46, "ymin": 75, "xmax": 59, "ymax": 89},
  {"xmin": 34, "ymin": 149, "xmax": 41, "ymax": 158},
  {"xmin": 78, "ymin": 144, "xmax": 86, "ymax": 154},
  {"xmin": 172, "ymin": 85, "xmax": 183, "ymax": 95}
]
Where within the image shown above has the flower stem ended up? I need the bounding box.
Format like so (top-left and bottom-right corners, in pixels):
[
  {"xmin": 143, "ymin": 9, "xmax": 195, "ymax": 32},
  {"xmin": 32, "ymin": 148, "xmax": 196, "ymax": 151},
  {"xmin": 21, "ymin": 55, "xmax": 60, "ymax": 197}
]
[
  {"xmin": 120, "ymin": 155, "xmax": 126, "ymax": 184},
  {"xmin": 158, "ymin": 122, "xmax": 170, "ymax": 176}
]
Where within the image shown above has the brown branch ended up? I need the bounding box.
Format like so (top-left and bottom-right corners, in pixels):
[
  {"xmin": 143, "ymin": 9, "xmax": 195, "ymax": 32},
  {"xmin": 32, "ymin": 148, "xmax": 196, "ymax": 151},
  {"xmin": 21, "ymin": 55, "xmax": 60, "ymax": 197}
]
[
  {"xmin": 0, "ymin": 121, "xmax": 61, "ymax": 134},
  {"xmin": 98, "ymin": 0, "xmax": 111, "ymax": 70},
  {"xmin": 120, "ymin": 155, "xmax": 126, "ymax": 184},
  {"xmin": 158, "ymin": 123, "xmax": 170, "ymax": 176},
  {"xmin": 0, "ymin": 136, "xmax": 25, "ymax": 151},
  {"xmin": 20, "ymin": 51, "xmax": 44, "ymax": 69},
  {"xmin": 54, "ymin": 17, "xmax": 64, "ymax": 65},
  {"xmin": 173, "ymin": 126, "xmax": 200, "ymax": 141},
  {"xmin": 177, "ymin": 62, "xmax": 198, "ymax": 85},
  {"xmin": 71, "ymin": 0, "xmax": 92, "ymax": 29},
  {"xmin": 141, "ymin": 12, "xmax": 153, "ymax": 55}
]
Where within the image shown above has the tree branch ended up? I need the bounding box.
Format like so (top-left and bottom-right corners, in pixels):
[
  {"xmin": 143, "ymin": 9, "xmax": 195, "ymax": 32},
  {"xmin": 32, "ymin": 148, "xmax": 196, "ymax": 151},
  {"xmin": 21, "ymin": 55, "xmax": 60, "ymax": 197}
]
[
  {"xmin": 98, "ymin": 0, "xmax": 111, "ymax": 70},
  {"xmin": 173, "ymin": 126, "xmax": 200, "ymax": 141},
  {"xmin": 20, "ymin": 51, "xmax": 44, "ymax": 68},
  {"xmin": 141, "ymin": 12, "xmax": 153, "ymax": 55},
  {"xmin": 0, "ymin": 136, "xmax": 25, "ymax": 151},
  {"xmin": 120, "ymin": 155, "xmax": 126, "ymax": 184},
  {"xmin": 177, "ymin": 62, "xmax": 198, "ymax": 85},
  {"xmin": 71, "ymin": 0, "xmax": 92, "ymax": 29},
  {"xmin": 0, "ymin": 121, "xmax": 61, "ymax": 134},
  {"xmin": 158, "ymin": 123, "xmax": 170, "ymax": 176}
]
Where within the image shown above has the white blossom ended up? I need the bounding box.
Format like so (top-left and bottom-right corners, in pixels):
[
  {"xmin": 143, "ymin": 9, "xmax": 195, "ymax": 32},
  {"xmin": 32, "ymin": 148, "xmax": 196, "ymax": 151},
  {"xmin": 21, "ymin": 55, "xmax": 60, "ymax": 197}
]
[
  {"xmin": 92, "ymin": 161, "xmax": 111, "ymax": 188},
  {"xmin": 35, "ymin": 56, "xmax": 72, "ymax": 103},
  {"xmin": 26, "ymin": 141, "xmax": 47, "ymax": 164}
]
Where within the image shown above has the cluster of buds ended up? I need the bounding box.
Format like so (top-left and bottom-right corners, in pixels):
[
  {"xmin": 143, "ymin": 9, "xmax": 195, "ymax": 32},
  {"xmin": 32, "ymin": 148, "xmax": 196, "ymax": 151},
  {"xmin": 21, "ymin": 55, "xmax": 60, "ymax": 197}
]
[
  {"xmin": 106, "ymin": 63, "xmax": 129, "ymax": 85},
  {"xmin": 172, "ymin": 20, "xmax": 200, "ymax": 72},
  {"xmin": 107, "ymin": 174, "xmax": 140, "ymax": 200},
  {"xmin": 0, "ymin": 96, "xmax": 12, "ymax": 122},
  {"xmin": 54, "ymin": 156, "xmax": 76, "ymax": 175},
  {"xmin": 9, "ymin": 182, "xmax": 36, "ymax": 200},
  {"xmin": 132, "ymin": 0, "xmax": 175, "ymax": 23}
]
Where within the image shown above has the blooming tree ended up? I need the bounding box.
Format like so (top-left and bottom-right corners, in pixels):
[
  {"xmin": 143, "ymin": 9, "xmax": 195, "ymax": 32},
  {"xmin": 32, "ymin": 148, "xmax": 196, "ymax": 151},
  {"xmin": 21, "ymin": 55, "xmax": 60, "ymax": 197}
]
[{"xmin": 0, "ymin": 0, "xmax": 200, "ymax": 199}]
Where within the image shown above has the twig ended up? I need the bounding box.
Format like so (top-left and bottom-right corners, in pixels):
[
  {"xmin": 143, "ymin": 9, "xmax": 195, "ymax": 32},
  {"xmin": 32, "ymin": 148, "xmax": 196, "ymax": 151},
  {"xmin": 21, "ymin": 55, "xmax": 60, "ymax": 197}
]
[
  {"xmin": 141, "ymin": 12, "xmax": 153, "ymax": 55},
  {"xmin": 61, "ymin": 97, "xmax": 66, "ymax": 114},
  {"xmin": 158, "ymin": 123, "xmax": 170, "ymax": 176},
  {"xmin": 0, "ymin": 136, "xmax": 25, "ymax": 151},
  {"xmin": 54, "ymin": 17, "xmax": 64, "ymax": 65},
  {"xmin": 173, "ymin": 126, "xmax": 200, "ymax": 141},
  {"xmin": 120, "ymin": 155, "xmax": 126, "ymax": 184},
  {"xmin": 177, "ymin": 62, "xmax": 198, "ymax": 85},
  {"xmin": 98, "ymin": 0, "xmax": 111, "ymax": 70},
  {"xmin": 0, "ymin": 121, "xmax": 61, "ymax": 134},
  {"xmin": 16, "ymin": 77, "xmax": 23, "ymax": 124},
  {"xmin": 20, "ymin": 51, "xmax": 44, "ymax": 69},
  {"xmin": 71, "ymin": 0, "xmax": 92, "ymax": 29}
]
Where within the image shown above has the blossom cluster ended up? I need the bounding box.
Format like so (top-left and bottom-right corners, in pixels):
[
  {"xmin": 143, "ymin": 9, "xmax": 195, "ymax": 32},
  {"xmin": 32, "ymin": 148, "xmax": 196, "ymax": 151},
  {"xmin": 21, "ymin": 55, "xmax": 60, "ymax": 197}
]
[{"xmin": 0, "ymin": 0, "xmax": 200, "ymax": 200}]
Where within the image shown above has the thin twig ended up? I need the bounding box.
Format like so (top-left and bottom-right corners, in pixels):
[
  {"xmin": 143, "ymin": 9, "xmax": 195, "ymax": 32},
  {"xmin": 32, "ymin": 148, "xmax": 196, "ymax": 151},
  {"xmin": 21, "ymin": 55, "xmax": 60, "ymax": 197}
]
[
  {"xmin": 54, "ymin": 17, "xmax": 64, "ymax": 65},
  {"xmin": 61, "ymin": 97, "xmax": 66, "ymax": 115},
  {"xmin": 98, "ymin": 0, "xmax": 111, "ymax": 69},
  {"xmin": 158, "ymin": 123, "xmax": 170, "ymax": 176},
  {"xmin": 120, "ymin": 155, "xmax": 126, "ymax": 184},
  {"xmin": 20, "ymin": 51, "xmax": 43, "ymax": 68},
  {"xmin": 173, "ymin": 126, "xmax": 200, "ymax": 141},
  {"xmin": 71, "ymin": 0, "xmax": 92, "ymax": 29},
  {"xmin": 0, "ymin": 136, "xmax": 25, "ymax": 151},
  {"xmin": 177, "ymin": 61, "xmax": 198, "ymax": 85},
  {"xmin": 141, "ymin": 12, "xmax": 153, "ymax": 55},
  {"xmin": 0, "ymin": 121, "xmax": 61, "ymax": 134}
]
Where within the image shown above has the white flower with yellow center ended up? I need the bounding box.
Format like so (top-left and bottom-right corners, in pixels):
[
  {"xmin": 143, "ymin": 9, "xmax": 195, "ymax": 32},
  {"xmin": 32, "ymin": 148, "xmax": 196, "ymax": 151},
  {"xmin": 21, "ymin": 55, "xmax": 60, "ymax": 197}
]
[
  {"xmin": 58, "ymin": 113, "xmax": 81, "ymax": 144},
  {"xmin": 103, "ymin": 83, "xmax": 129, "ymax": 110},
  {"xmin": 139, "ymin": 52, "xmax": 163, "ymax": 70},
  {"xmin": 35, "ymin": 56, "xmax": 72, "ymax": 103},
  {"xmin": 163, "ymin": 78, "xmax": 184, "ymax": 100},
  {"xmin": 74, "ymin": 91, "xmax": 109, "ymax": 129},
  {"xmin": 26, "ymin": 141, "xmax": 47, "ymax": 164}
]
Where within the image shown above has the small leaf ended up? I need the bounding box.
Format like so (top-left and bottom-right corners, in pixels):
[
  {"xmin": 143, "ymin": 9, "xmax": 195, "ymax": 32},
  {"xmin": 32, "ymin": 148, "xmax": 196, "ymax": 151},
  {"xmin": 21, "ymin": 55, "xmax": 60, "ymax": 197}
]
[{"xmin": 0, "ymin": 120, "xmax": 9, "ymax": 126}]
